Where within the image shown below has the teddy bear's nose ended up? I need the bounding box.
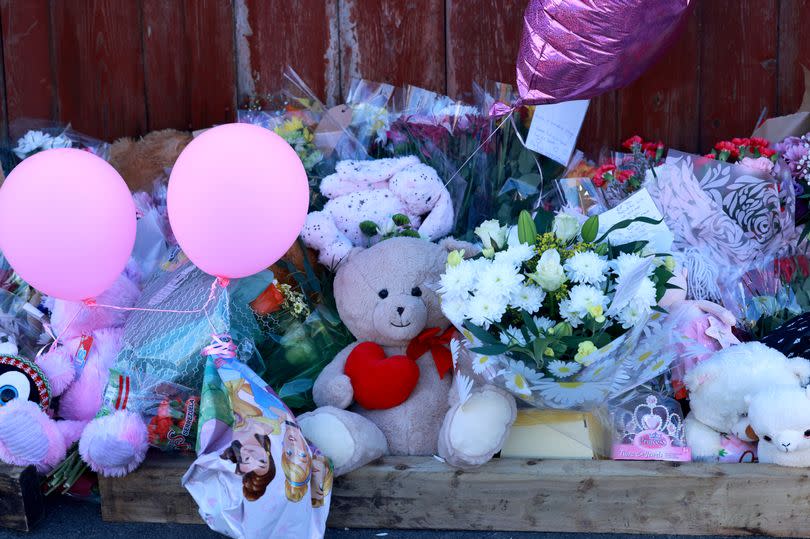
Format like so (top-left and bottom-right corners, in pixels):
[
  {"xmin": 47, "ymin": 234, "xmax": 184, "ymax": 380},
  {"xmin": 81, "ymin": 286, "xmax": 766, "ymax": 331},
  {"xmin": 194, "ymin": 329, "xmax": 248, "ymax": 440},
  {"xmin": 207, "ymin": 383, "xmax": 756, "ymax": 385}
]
[
  {"xmin": 782, "ymin": 442, "xmax": 791, "ymax": 449},
  {"xmin": 397, "ymin": 306, "xmax": 405, "ymax": 315}
]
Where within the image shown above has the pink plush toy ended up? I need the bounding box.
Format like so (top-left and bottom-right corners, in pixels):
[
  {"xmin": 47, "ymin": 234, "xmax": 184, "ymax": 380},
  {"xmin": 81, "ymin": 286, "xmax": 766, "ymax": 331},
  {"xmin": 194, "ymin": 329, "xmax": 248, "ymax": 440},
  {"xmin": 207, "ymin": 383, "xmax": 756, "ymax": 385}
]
[{"xmin": 0, "ymin": 272, "xmax": 144, "ymax": 474}]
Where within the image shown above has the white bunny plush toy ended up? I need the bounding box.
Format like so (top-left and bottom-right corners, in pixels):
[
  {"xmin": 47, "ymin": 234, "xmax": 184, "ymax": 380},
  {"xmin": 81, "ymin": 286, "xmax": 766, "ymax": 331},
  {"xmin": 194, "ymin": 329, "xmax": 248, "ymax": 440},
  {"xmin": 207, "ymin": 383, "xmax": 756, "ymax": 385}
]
[{"xmin": 301, "ymin": 156, "xmax": 454, "ymax": 268}]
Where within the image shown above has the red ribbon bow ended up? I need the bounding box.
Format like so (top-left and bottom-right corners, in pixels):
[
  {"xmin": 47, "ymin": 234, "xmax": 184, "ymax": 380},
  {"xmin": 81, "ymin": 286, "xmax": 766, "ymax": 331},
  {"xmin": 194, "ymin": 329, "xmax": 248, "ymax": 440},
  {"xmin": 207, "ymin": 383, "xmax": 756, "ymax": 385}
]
[{"xmin": 406, "ymin": 327, "xmax": 456, "ymax": 379}]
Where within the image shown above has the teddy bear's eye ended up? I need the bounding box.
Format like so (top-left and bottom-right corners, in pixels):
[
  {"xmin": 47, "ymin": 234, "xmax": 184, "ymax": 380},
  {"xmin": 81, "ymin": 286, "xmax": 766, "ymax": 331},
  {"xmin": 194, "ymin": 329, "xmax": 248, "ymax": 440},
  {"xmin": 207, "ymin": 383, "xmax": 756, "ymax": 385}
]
[
  {"xmin": 764, "ymin": 435, "xmax": 773, "ymax": 442},
  {"xmin": 378, "ymin": 289, "xmax": 388, "ymax": 299},
  {"xmin": 805, "ymin": 430, "xmax": 810, "ymax": 438},
  {"xmin": 411, "ymin": 287, "xmax": 422, "ymax": 297}
]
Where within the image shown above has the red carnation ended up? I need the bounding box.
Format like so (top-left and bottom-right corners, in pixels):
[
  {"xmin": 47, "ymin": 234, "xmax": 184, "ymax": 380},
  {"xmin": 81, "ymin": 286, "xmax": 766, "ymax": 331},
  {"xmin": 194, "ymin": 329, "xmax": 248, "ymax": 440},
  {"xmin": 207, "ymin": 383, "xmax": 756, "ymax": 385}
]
[
  {"xmin": 616, "ymin": 170, "xmax": 634, "ymax": 184},
  {"xmin": 750, "ymin": 137, "xmax": 770, "ymax": 148},
  {"xmin": 731, "ymin": 137, "xmax": 751, "ymax": 147},
  {"xmin": 622, "ymin": 135, "xmax": 643, "ymax": 150},
  {"xmin": 760, "ymin": 147, "xmax": 776, "ymax": 157}
]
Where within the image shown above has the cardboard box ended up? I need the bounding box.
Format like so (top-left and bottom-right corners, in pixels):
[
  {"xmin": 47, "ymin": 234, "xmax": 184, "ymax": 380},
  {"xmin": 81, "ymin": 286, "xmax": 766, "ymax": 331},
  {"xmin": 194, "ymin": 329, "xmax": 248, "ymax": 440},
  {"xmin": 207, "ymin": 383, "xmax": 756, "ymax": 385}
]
[{"xmin": 500, "ymin": 409, "xmax": 606, "ymax": 459}]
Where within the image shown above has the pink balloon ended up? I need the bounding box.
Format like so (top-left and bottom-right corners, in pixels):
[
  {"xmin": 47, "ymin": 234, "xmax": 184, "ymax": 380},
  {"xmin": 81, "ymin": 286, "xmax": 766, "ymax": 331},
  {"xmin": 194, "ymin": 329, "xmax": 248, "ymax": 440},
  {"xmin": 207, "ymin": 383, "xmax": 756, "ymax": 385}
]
[
  {"xmin": 0, "ymin": 148, "xmax": 136, "ymax": 301},
  {"xmin": 516, "ymin": 0, "xmax": 693, "ymax": 105},
  {"xmin": 167, "ymin": 123, "xmax": 309, "ymax": 279}
]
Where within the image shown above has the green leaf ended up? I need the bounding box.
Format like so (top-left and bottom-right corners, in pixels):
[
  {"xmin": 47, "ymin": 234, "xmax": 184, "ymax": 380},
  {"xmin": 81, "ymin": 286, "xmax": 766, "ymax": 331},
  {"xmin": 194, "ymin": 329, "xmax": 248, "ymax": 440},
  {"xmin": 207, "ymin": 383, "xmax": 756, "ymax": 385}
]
[
  {"xmin": 533, "ymin": 209, "xmax": 555, "ymax": 234},
  {"xmin": 392, "ymin": 213, "xmax": 410, "ymax": 226},
  {"xmin": 595, "ymin": 216, "xmax": 662, "ymax": 243},
  {"xmin": 464, "ymin": 322, "xmax": 500, "ymax": 345},
  {"xmin": 521, "ymin": 310, "xmax": 539, "ymax": 335},
  {"xmin": 278, "ymin": 378, "xmax": 314, "ymax": 398},
  {"xmin": 359, "ymin": 220, "xmax": 379, "ymax": 236},
  {"xmin": 581, "ymin": 216, "xmax": 599, "ymax": 243},
  {"xmin": 518, "ymin": 210, "xmax": 538, "ymax": 245},
  {"xmin": 471, "ymin": 343, "xmax": 510, "ymax": 356},
  {"xmin": 532, "ymin": 338, "xmax": 548, "ymax": 364},
  {"xmin": 609, "ymin": 241, "xmax": 649, "ymax": 257},
  {"xmin": 651, "ymin": 305, "xmax": 668, "ymax": 314}
]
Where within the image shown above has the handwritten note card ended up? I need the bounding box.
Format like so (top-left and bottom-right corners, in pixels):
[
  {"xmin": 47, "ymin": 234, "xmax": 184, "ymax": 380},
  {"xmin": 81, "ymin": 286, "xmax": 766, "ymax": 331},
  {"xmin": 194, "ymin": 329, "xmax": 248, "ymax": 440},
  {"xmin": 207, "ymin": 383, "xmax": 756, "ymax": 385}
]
[
  {"xmin": 597, "ymin": 188, "xmax": 674, "ymax": 253},
  {"xmin": 524, "ymin": 100, "xmax": 590, "ymax": 165}
]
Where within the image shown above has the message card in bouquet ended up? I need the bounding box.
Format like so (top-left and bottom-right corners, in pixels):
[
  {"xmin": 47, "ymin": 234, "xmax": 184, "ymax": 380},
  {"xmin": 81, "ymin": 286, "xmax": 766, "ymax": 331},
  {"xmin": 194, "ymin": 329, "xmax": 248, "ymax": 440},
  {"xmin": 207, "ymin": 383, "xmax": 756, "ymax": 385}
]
[{"xmin": 524, "ymin": 100, "xmax": 590, "ymax": 165}]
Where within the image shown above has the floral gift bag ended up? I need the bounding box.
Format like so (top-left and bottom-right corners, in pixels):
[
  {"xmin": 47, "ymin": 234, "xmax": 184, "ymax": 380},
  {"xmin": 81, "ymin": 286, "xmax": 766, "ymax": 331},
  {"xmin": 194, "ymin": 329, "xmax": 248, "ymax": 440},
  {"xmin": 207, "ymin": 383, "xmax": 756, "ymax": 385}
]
[{"xmin": 183, "ymin": 336, "xmax": 331, "ymax": 539}]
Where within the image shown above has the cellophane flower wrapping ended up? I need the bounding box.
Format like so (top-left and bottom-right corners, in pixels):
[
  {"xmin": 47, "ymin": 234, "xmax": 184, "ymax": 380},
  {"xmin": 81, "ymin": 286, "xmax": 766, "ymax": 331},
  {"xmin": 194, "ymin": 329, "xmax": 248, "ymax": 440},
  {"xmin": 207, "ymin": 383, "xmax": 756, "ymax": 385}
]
[
  {"xmin": 250, "ymin": 258, "xmax": 353, "ymax": 413},
  {"xmin": 5, "ymin": 119, "xmax": 111, "ymax": 173},
  {"xmin": 99, "ymin": 250, "xmax": 263, "ymax": 452},
  {"xmin": 645, "ymin": 150, "xmax": 797, "ymax": 302},
  {"xmin": 715, "ymin": 253, "xmax": 810, "ymax": 339},
  {"xmin": 441, "ymin": 209, "xmax": 678, "ymax": 411}
]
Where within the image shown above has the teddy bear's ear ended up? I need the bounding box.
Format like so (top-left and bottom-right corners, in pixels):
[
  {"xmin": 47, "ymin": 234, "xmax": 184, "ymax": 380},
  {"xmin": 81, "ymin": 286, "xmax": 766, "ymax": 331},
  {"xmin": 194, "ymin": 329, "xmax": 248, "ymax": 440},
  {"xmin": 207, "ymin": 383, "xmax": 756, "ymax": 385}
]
[
  {"xmin": 438, "ymin": 237, "xmax": 480, "ymax": 258},
  {"xmin": 788, "ymin": 357, "xmax": 810, "ymax": 384}
]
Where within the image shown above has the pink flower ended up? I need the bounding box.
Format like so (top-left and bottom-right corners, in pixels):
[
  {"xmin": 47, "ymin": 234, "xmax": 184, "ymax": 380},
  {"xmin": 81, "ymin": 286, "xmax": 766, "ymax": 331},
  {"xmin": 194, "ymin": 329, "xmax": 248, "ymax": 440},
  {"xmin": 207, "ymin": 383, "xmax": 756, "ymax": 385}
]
[{"xmin": 739, "ymin": 156, "xmax": 774, "ymax": 174}]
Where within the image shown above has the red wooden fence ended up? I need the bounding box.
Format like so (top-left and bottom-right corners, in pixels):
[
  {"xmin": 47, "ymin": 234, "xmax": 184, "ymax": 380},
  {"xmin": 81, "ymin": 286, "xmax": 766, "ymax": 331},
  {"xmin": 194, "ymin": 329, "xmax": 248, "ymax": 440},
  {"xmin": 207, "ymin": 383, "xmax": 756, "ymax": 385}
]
[{"xmin": 0, "ymin": 0, "xmax": 806, "ymax": 156}]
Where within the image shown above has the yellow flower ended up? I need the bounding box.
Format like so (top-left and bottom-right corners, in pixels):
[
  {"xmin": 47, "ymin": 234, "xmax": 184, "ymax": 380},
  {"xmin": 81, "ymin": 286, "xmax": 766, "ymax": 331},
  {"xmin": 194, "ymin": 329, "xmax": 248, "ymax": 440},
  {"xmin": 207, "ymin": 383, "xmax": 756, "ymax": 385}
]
[
  {"xmin": 575, "ymin": 341, "xmax": 597, "ymax": 365},
  {"xmin": 587, "ymin": 304, "xmax": 605, "ymax": 323},
  {"xmin": 447, "ymin": 250, "xmax": 465, "ymax": 267}
]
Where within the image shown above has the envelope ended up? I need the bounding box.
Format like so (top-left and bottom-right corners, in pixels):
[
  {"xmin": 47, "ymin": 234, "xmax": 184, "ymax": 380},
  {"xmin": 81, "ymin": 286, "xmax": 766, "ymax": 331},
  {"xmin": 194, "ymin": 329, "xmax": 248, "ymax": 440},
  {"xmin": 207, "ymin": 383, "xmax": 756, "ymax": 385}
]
[{"xmin": 500, "ymin": 409, "xmax": 606, "ymax": 460}]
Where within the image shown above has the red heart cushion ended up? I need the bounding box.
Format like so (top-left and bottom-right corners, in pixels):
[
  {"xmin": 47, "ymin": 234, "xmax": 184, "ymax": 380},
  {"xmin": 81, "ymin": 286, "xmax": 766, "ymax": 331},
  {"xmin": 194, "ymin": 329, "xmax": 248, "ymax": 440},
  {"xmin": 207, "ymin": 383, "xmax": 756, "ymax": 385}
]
[{"xmin": 344, "ymin": 342, "xmax": 420, "ymax": 410}]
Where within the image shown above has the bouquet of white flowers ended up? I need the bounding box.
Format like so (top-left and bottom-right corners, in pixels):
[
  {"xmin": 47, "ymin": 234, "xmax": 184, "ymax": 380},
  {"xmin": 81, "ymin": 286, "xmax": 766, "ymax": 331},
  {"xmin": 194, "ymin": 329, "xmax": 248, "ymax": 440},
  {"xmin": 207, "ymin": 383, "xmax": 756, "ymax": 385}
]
[{"xmin": 439, "ymin": 209, "xmax": 679, "ymax": 408}]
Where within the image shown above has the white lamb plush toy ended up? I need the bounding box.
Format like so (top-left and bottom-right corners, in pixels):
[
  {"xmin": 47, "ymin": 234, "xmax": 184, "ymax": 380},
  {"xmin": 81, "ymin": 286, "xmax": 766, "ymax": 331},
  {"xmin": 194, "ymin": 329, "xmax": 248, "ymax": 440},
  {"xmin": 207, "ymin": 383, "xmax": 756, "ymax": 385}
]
[
  {"xmin": 301, "ymin": 156, "xmax": 454, "ymax": 268},
  {"xmin": 683, "ymin": 342, "xmax": 810, "ymax": 462},
  {"xmin": 748, "ymin": 386, "xmax": 810, "ymax": 467}
]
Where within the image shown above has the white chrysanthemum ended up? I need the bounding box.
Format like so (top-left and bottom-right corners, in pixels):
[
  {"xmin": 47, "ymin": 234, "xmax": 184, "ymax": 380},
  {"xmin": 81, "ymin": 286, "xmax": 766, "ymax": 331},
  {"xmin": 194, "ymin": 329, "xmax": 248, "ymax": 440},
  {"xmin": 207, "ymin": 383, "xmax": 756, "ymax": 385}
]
[
  {"xmin": 475, "ymin": 261, "xmax": 524, "ymax": 300},
  {"xmin": 495, "ymin": 241, "xmax": 535, "ymax": 266},
  {"xmin": 615, "ymin": 277, "xmax": 657, "ymax": 328},
  {"xmin": 559, "ymin": 284, "xmax": 608, "ymax": 328},
  {"xmin": 438, "ymin": 263, "xmax": 476, "ymax": 300},
  {"xmin": 46, "ymin": 134, "xmax": 73, "ymax": 150},
  {"xmin": 533, "ymin": 316, "xmax": 555, "ymax": 332},
  {"xmin": 498, "ymin": 359, "xmax": 544, "ymax": 396},
  {"xmin": 467, "ymin": 294, "xmax": 507, "ymax": 329},
  {"xmin": 547, "ymin": 360, "xmax": 582, "ymax": 379},
  {"xmin": 564, "ymin": 251, "xmax": 609, "ymax": 286},
  {"xmin": 13, "ymin": 130, "xmax": 52, "ymax": 159},
  {"xmin": 611, "ymin": 252, "xmax": 651, "ymax": 278},
  {"xmin": 440, "ymin": 295, "xmax": 469, "ymax": 326},
  {"xmin": 510, "ymin": 284, "xmax": 546, "ymax": 314},
  {"xmin": 499, "ymin": 326, "xmax": 528, "ymax": 347},
  {"xmin": 471, "ymin": 352, "xmax": 497, "ymax": 375}
]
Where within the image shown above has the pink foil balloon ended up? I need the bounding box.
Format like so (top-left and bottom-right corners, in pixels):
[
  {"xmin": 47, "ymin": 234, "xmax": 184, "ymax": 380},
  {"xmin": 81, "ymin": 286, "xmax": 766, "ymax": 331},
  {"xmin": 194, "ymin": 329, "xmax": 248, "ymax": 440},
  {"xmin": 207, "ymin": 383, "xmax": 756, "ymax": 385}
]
[
  {"xmin": 517, "ymin": 0, "xmax": 692, "ymax": 105},
  {"xmin": 167, "ymin": 123, "xmax": 309, "ymax": 279},
  {"xmin": 0, "ymin": 148, "xmax": 136, "ymax": 301}
]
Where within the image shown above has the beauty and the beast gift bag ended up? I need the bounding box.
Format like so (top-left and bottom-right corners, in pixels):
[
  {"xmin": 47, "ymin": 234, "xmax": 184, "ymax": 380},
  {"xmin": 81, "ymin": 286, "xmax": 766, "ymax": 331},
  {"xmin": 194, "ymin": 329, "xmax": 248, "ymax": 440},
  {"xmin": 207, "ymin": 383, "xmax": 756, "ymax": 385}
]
[{"xmin": 182, "ymin": 336, "xmax": 332, "ymax": 539}]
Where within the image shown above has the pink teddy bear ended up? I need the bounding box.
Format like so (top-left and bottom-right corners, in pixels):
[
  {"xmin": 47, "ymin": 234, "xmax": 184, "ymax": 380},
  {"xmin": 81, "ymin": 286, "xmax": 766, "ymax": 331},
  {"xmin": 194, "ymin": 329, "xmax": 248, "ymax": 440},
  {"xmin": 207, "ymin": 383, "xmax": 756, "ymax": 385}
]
[{"xmin": 0, "ymin": 271, "xmax": 146, "ymax": 475}]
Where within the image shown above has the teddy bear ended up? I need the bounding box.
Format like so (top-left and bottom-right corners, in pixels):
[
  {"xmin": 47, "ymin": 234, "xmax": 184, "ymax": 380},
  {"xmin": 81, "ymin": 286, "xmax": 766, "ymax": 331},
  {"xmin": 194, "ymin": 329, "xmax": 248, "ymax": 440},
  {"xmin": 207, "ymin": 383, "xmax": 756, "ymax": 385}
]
[
  {"xmin": 297, "ymin": 236, "xmax": 517, "ymax": 476},
  {"xmin": 109, "ymin": 128, "xmax": 193, "ymax": 193},
  {"xmin": 300, "ymin": 156, "xmax": 455, "ymax": 269},
  {"xmin": 0, "ymin": 271, "xmax": 141, "ymax": 473},
  {"xmin": 747, "ymin": 386, "xmax": 810, "ymax": 467},
  {"xmin": 683, "ymin": 341, "xmax": 810, "ymax": 462}
]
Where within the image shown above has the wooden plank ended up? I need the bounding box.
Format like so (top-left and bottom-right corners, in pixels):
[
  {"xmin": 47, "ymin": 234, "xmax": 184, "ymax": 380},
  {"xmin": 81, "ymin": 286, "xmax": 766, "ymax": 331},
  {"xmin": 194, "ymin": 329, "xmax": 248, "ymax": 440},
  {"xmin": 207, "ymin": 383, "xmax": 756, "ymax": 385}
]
[
  {"xmin": 143, "ymin": 0, "xmax": 236, "ymax": 131},
  {"xmin": 777, "ymin": 0, "xmax": 810, "ymax": 115},
  {"xmin": 0, "ymin": 0, "xmax": 52, "ymax": 133},
  {"xmin": 445, "ymin": 0, "xmax": 524, "ymax": 101},
  {"xmin": 699, "ymin": 0, "xmax": 778, "ymax": 150},
  {"xmin": 51, "ymin": 0, "xmax": 147, "ymax": 140},
  {"xmin": 236, "ymin": 0, "xmax": 338, "ymax": 105},
  {"xmin": 338, "ymin": 0, "xmax": 445, "ymax": 97},
  {"xmin": 0, "ymin": 463, "xmax": 44, "ymax": 532},
  {"xmin": 617, "ymin": 4, "xmax": 701, "ymax": 153},
  {"xmin": 100, "ymin": 452, "xmax": 810, "ymax": 536}
]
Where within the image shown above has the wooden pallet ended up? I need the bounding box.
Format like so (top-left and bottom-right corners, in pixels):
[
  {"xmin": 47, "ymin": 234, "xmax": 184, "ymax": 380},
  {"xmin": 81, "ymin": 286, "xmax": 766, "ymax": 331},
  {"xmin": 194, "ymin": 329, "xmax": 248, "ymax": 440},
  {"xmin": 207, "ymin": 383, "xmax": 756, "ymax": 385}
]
[
  {"xmin": 0, "ymin": 463, "xmax": 44, "ymax": 532},
  {"xmin": 98, "ymin": 451, "xmax": 810, "ymax": 536}
]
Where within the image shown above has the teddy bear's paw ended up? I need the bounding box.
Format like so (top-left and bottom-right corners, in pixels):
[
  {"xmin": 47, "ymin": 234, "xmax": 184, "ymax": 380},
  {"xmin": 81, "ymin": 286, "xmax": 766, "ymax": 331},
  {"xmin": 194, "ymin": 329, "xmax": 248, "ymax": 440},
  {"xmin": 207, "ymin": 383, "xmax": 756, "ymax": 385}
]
[
  {"xmin": 313, "ymin": 374, "xmax": 354, "ymax": 410},
  {"xmin": 439, "ymin": 386, "xmax": 517, "ymax": 469},
  {"xmin": 79, "ymin": 410, "xmax": 148, "ymax": 477},
  {"xmin": 0, "ymin": 399, "xmax": 67, "ymax": 472},
  {"xmin": 299, "ymin": 406, "xmax": 388, "ymax": 476}
]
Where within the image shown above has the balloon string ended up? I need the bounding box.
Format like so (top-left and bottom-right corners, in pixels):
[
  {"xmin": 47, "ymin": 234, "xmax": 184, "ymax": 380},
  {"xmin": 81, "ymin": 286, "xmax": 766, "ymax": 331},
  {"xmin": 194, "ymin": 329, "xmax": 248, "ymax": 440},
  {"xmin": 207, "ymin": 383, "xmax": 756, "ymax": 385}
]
[
  {"xmin": 442, "ymin": 109, "xmax": 513, "ymax": 189},
  {"xmin": 39, "ymin": 277, "xmax": 229, "ymax": 356}
]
